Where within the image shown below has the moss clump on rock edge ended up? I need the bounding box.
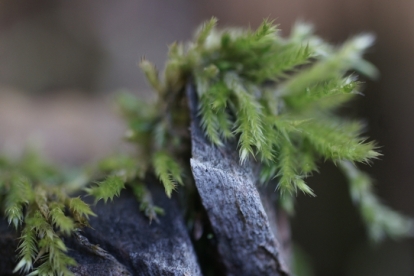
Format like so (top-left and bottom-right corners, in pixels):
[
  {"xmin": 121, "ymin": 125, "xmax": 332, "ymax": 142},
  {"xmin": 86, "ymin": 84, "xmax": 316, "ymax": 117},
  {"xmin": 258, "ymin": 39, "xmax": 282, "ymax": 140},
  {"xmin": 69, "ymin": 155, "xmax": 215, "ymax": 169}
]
[{"xmin": 0, "ymin": 18, "xmax": 412, "ymax": 275}]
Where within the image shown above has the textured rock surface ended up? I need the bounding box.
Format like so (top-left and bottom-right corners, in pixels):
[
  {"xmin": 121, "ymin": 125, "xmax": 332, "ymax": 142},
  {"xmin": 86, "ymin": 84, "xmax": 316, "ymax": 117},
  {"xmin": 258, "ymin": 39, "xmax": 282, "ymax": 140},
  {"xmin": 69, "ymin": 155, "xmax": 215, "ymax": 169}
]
[
  {"xmin": 187, "ymin": 83, "xmax": 289, "ymax": 276},
  {"xmin": 0, "ymin": 218, "xmax": 18, "ymax": 276},
  {"xmin": 75, "ymin": 181, "xmax": 201, "ymax": 276},
  {"xmin": 259, "ymin": 187, "xmax": 291, "ymax": 271}
]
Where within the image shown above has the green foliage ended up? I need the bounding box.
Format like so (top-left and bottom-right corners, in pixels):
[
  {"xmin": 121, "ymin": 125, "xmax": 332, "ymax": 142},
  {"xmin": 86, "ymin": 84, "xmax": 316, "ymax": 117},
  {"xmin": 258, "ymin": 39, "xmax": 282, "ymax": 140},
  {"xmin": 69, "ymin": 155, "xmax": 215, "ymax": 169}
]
[
  {"xmin": 132, "ymin": 182, "xmax": 165, "ymax": 223},
  {"xmin": 115, "ymin": 86, "xmax": 189, "ymax": 201},
  {"xmin": 67, "ymin": 197, "xmax": 95, "ymax": 227},
  {"xmin": 0, "ymin": 150, "xmax": 92, "ymax": 275},
  {"xmin": 84, "ymin": 153, "xmax": 165, "ymax": 220},
  {"xmin": 5, "ymin": 177, "xmax": 33, "ymax": 229},
  {"xmin": 134, "ymin": 17, "xmax": 412, "ymax": 241},
  {"xmin": 14, "ymin": 224, "xmax": 37, "ymax": 274},
  {"xmin": 339, "ymin": 161, "xmax": 413, "ymax": 242},
  {"xmin": 152, "ymin": 151, "xmax": 184, "ymax": 197},
  {"xmin": 50, "ymin": 203, "xmax": 75, "ymax": 235},
  {"xmin": 276, "ymin": 138, "xmax": 314, "ymax": 196},
  {"xmin": 86, "ymin": 175, "xmax": 125, "ymax": 203},
  {"xmin": 1, "ymin": 18, "xmax": 412, "ymax": 275},
  {"xmin": 138, "ymin": 17, "xmax": 379, "ymax": 195}
]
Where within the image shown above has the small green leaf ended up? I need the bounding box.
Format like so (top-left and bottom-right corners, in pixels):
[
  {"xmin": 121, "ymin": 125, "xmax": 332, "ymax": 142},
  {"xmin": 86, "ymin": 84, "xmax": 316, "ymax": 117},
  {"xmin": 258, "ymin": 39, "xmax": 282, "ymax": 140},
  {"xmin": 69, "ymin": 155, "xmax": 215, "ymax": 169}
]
[
  {"xmin": 139, "ymin": 59, "xmax": 163, "ymax": 94},
  {"xmin": 276, "ymin": 139, "xmax": 314, "ymax": 196},
  {"xmin": 298, "ymin": 118, "xmax": 380, "ymax": 162},
  {"xmin": 132, "ymin": 182, "xmax": 164, "ymax": 223},
  {"xmin": 152, "ymin": 151, "xmax": 183, "ymax": 197},
  {"xmin": 87, "ymin": 175, "xmax": 125, "ymax": 203},
  {"xmin": 50, "ymin": 203, "xmax": 75, "ymax": 235},
  {"xmin": 4, "ymin": 177, "xmax": 33, "ymax": 229},
  {"xmin": 195, "ymin": 17, "xmax": 218, "ymax": 46},
  {"xmin": 339, "ymin": 161, "xmax": 414, "ymax": 241},
  {"xmin": 14, "ymin": 224, "xmax": 38, "ymax": 274},
  {"xmin": 68, "ymin": 197, "xmax": 96, "ymax": 219}
]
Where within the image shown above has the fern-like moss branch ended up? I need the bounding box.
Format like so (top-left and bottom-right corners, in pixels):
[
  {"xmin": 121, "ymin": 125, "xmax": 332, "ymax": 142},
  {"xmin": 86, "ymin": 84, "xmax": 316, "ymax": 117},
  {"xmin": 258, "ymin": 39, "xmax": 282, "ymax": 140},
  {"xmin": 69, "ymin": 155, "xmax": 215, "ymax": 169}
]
[{"xmin": 0, "ymin": 150, "xmax": 91, "ymax": 275}]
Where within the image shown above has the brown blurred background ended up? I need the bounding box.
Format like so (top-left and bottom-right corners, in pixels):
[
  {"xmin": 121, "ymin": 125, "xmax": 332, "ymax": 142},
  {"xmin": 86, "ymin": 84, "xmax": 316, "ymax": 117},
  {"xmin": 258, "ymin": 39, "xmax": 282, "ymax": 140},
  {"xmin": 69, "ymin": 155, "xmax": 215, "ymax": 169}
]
[{"xmin": 1, "ymin": 1, "xmax": 413, "ymax": 275}]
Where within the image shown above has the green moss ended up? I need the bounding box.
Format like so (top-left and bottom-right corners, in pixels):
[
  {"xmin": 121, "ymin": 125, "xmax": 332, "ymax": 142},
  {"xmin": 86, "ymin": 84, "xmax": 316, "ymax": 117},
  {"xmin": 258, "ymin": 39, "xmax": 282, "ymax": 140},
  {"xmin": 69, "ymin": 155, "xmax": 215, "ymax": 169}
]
[
  {"xmin": 0, "ymin": 149, "xmax": 91, "ymax": 275},
  {"xmin": 130, "ymin": 17, "xmax": 411, "ymax": 240},
  {"xmin": 1, "ymin": 18, "xmax": 412, "ymax": 275}
]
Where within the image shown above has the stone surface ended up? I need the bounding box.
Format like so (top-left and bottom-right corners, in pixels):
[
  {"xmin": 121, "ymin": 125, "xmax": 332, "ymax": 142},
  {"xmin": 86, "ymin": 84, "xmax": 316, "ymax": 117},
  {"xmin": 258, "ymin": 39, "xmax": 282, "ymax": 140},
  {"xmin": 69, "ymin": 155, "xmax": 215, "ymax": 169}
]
[
  {"xmin": 75, "ymin": 181, "xmax": 201, "ymax": 276},
  {"xmin": 187, "ymin": 83, "xmax": 289, "ymax": 276},
  {"xmin": 0, "ymin": 218, "xmax": 18, "ymax": 276}
]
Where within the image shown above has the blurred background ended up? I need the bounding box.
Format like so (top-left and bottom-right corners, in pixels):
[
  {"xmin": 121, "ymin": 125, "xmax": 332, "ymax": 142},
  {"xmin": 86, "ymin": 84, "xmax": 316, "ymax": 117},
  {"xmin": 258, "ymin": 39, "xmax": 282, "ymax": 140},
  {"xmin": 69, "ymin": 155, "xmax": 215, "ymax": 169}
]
[{"xmin": 0, "ymin": 0, "xmax": 413, "ymax": 275}]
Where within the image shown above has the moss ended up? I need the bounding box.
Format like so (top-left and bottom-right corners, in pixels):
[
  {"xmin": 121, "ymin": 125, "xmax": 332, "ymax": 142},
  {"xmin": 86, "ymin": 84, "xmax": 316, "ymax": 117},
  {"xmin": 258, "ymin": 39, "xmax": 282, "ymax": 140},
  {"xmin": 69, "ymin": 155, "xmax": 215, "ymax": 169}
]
[{"xmin": 0, "ymin": 18, "xmax": 412, "ymax": 275}]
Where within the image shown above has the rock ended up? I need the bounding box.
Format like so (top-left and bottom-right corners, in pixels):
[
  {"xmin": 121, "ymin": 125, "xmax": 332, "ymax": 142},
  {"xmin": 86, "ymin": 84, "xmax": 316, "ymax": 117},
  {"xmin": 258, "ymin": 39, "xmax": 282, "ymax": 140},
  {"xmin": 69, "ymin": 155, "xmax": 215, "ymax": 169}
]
[
  {"xmin": 0, "ymin": 218, "xmax": 18, "ymax": 276},
  {"xmin": 74, "ymin": 181, "xmax": 201, "ymax": 276},
  {"xmin": 187, "ymin": 83, "xmax": 289, "ymax": 276}
]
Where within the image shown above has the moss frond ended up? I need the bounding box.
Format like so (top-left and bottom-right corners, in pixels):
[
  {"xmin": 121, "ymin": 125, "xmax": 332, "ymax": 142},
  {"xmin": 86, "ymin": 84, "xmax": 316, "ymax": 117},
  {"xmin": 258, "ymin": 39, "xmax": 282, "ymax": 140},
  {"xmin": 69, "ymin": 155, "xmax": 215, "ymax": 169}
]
[
  {"xmin": 132, "ymin": 182, "xmax": 164, "ymax": 223},
  {"xmin": 68, "ymin": 197, "xmax": 95, "ymax": 225},
  {"xmin": 199, "ymin": 92, "xmax": 224, "ymax": 146},
  {"xmin": 280, "ymin": 34, "xmax": 375, "ymax": 95},
  {"xmin": 298, "ymin": 118, "xmax": 380, "ymax": 162},
  {"xmin": 139, "ymin": 59, "xmax": 162, "ymax": 94},
  {"xmin": 276, "ymin": 138, "xmax": 314, "ymax": 196},
  {"xmin": 284, "ymin": 76, "xmax": 360, "ymax": 111},
  {"xmin": 47, "ymin": 239, "xmax": 75, "ymax": 271},
  {"xmin": 87, "ymin": 175, "xmax": 125, "ymax": 203},
  {"xmin": 14, "ymin": 224, "xmax": 38, "ymax": 274},
  {"xmin": 195, "ymin": 17, "xmax": 218, "ymax": 46},
  {"xmin": 225, "ymin": 73, "xmax": 271, "ymax": 162},
  {"xmin": 198, "ymin": 81, "xmax": 233, "ymax": 145},
  {"xmin": 35, "ymin": 235, "xmax": 76, "ymax": 276},
  {"xmin": 5, "ymin": 177, "xmax": 33, "ymax": 229},
  {"xmin": 339, "ymin": 161, "xmax": 414, "ymax": 241},
  {"xmin": 50, "ymin": 203, "xmax": 75, "ymax": 235},
  {"xmin": 152, "ymin": 151, "xmax": 183, "ymax": 197},
  {"xmin": 16, "ymin": 210, "xmax": 77, "ymax": 276}
]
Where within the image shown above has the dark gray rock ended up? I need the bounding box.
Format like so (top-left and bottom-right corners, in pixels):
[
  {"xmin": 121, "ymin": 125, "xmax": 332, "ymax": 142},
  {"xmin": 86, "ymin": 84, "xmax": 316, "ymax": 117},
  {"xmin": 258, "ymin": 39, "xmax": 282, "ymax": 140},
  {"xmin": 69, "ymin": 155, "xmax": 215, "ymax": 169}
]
[
  {"xmin": 259, "ymin": 187, "xmax": 291, "ymax": 271},
  {"xmin": 187, "ymin": 82, "xmax": 289, "ymax": 276},
  {"xmin": 70, "ymin": 181, "xmax": 202, "ymax": 276},
  {"xmin": 0, "ymin": 218, "xmax": 18, "ymax": 276}
]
